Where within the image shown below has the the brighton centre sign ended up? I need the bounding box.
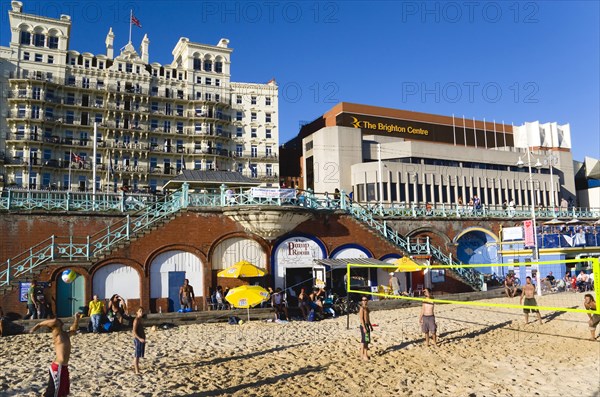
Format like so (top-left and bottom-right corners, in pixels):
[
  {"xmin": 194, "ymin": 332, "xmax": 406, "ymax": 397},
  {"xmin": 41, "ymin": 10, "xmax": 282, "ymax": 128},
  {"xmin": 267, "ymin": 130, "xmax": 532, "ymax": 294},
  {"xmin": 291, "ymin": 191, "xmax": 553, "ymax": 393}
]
[{"xmin": 336, "ymin": 112, "xmax": 514, "ymax": 147}]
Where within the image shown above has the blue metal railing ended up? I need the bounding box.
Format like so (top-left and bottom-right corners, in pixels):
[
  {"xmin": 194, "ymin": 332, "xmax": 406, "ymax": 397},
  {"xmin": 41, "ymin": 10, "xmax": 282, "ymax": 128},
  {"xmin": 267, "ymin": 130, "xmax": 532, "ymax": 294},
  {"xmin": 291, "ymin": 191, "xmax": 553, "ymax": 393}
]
[
  {"xmin": 0, "ymin": 189, "xmax": 157, "ymax": 212},
  {"xmin": 2, "ymin": 187, "xmax": 599, "ymax": 220}
]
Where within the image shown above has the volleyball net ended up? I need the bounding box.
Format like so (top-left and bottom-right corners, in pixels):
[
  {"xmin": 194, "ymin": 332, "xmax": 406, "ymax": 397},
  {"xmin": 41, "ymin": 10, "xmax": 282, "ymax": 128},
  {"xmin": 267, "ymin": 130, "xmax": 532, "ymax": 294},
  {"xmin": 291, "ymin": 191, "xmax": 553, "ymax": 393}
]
[{"xmin": 346, "ymin": 257, "xmax": 600, "ymax": 315}]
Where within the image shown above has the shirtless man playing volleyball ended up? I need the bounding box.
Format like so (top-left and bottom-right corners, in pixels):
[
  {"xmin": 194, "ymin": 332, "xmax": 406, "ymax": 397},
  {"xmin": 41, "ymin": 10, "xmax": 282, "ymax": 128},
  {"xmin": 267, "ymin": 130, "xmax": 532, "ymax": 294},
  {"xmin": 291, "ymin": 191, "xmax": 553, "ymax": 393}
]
[{"xmin": 30, "ymin": 313, "xmax": 82, "ymax": 397}]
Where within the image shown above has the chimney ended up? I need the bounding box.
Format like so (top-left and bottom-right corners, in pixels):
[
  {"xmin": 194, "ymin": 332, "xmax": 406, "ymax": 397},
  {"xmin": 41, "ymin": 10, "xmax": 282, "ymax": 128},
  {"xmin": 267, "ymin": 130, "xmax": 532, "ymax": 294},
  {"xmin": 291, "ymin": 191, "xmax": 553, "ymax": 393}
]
[
  {"xmin": 105, "ymin": 27, "xmax": 115, "ymax": 59},
  {"xmin": 141, "ymin": 34, "xmax": 150, "ymax": 63},
  {"xmin": 11, "ymin": 1, "xmax": 23, "ymax": 12}
]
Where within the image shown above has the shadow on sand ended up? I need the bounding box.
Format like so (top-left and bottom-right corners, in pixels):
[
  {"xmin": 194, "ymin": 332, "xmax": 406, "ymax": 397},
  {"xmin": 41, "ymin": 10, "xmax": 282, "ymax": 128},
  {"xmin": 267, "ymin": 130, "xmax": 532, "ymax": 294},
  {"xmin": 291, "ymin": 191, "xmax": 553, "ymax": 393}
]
[
  {"xmin": 165, "ymin": 342, "xmax": 309, "ymax": 370},
  {"xmin": 180, "ymin": 364, "xmax": 328, "ymax": 397}
]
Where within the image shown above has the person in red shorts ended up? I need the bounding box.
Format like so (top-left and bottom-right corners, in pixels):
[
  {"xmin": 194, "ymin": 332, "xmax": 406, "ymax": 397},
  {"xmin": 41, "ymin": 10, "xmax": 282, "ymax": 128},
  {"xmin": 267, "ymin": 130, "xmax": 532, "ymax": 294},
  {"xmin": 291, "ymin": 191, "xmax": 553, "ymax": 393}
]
[{"xmin": 30, "ymin": 313, "xmax": 81, "ymax": 396}]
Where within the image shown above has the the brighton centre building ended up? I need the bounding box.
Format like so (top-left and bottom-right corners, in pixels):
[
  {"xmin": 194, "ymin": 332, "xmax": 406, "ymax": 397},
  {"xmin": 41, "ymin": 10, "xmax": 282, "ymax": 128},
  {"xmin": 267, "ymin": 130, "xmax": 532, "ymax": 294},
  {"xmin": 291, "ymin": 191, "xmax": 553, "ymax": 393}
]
[
  {"xmin": 281, "ymin": 102, "xmax": 576, "ymax": 210},
  {"xmin": 0, "ymin": 1, "xmax": 279, "ymax": 193}
]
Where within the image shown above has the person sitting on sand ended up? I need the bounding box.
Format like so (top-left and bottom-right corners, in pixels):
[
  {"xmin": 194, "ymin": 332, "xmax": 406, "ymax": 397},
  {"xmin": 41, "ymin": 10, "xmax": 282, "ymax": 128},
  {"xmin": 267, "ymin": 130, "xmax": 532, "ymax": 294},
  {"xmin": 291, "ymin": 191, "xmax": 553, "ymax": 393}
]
[
  {"xmin": 504, "ymin": 274, "xmax": 517, "ymax": 298},
  {"xmin": 214, "ymin": 286, "xmax": 226, "ymax": 310},
  {"xmin": 542, "ymin": 271, "xmax": 556, "ymax": 292},
  {"xmin": 358, "ymin": 296, "xmax": 373, "ymax": 360},
  {"xmin": 419, "ymin": 288, "xmax": 437, "ymax": 347},
  {"xmin": 308, "ymin": 289, "xmax": 324, "ymax": 315},
  {"xmin": 30, "ymin": 313, "xmax": 82, "ymax": 397},
  {"xmin": 583, "ymin": 294, "xmax": 600, "ymax": 341},
  {"xmin": 107, "ymin": 294, "xmax": 127, "ymax": 327},
  {"xmin": 576, "ymin": 271, "xmax": 590, "ymax": 292},
  {"xmin": 520, "ymin": 276, "xmax": 543, "ymax": 325},
  {"xmin": 87, "ymin": 295, "xmax": 105, "ymax": 333}
]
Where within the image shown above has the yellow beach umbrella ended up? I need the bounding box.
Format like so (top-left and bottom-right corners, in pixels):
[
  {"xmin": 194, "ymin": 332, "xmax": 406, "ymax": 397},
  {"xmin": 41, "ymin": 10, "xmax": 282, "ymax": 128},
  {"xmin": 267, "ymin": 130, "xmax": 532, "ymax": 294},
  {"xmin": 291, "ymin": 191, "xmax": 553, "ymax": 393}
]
[
  {"xmin": 225, "ymin": 285, "xmax": 270, "ymax": 321},
  {"xmin": 217, "ymin": 260, "xmax": 266, "ymax": 278},
  {"xmin": 394, "ymin": 256, "xmax": 425, "ymax": 273}
]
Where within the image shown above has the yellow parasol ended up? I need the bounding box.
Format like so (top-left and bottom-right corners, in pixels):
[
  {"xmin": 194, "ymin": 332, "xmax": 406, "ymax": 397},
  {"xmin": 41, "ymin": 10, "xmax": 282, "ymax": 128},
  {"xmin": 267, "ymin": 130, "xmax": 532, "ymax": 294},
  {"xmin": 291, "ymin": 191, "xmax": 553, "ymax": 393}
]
[
  {"xmin": 217, "ymin": 260, "xmax": 266, "ymax": 278},
  {"xmin": 393, "ymin": 256, "xmax": 426, "ymax": 273},
  {"xmin": 225, "ymin": 285, "xmax": 270, "ymax": 321}
]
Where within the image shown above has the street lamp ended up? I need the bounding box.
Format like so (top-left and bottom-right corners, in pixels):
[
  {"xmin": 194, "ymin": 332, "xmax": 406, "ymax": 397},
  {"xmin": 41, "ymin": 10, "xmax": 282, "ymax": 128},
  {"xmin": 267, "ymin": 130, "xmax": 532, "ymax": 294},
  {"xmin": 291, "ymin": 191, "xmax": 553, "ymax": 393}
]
[
  {"xmin": 543, "ymin": 153, "xmax": 559, "ymax": 213},
  {"xmin": 517, "ymin": 149, "xmax": 543, "ymax": 296}
]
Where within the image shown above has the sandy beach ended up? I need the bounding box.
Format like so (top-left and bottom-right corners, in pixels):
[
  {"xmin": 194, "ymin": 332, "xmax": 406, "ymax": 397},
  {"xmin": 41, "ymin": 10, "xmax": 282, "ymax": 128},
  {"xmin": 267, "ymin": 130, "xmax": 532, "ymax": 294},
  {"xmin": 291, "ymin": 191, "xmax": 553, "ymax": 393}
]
[{"xmin": 1, "ymin": 295, "xmax": 599, "ymax": 397}]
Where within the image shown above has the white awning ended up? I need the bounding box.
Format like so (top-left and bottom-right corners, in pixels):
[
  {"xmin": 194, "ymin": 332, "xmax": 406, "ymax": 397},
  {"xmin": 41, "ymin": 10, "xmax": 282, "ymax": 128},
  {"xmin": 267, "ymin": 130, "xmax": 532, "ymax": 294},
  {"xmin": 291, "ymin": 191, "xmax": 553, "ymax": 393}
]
[{"xmin": 313, "ymin": 258, "xmax": 391, "ymax": 269}]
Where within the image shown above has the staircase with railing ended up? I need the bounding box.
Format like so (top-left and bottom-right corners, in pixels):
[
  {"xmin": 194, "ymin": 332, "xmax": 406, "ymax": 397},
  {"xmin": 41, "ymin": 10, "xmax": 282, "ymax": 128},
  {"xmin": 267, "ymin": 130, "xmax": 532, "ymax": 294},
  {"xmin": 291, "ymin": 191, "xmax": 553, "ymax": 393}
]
[
  {"xmin": 335, "ymin": 192, "xmax": 483, "ymax": 290},
  {"xmin": 0, "ymin": 187, "xmax": 188, "ymax": 292}
]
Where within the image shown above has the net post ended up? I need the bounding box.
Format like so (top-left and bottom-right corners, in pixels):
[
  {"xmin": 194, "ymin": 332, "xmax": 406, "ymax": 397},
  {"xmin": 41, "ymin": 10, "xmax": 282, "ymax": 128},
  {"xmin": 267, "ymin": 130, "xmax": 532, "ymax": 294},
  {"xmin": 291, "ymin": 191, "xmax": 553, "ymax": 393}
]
[
  {"xmin": 346, "ymin": 262, "xmax": 350, "ymax": 330},
  {"xmin": 594, "ymin": 258, "xmax": 600, "ymax": 314}
]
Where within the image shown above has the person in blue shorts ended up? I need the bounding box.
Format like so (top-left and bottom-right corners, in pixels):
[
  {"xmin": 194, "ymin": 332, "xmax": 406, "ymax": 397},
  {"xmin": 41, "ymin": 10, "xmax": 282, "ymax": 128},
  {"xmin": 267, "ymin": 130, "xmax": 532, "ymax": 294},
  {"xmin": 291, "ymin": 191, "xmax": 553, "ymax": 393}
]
[{"xmin": 133, "ymin": 307, "xmax": 146, "ymax": 374}]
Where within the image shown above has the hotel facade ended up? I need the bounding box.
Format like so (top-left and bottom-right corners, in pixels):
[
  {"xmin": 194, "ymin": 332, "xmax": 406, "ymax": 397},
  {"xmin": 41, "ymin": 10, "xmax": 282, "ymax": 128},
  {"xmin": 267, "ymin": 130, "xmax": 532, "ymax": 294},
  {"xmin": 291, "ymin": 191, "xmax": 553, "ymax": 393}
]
[
  {"xmin": 281, "ymin": 102, "xmax": 576, "ymax": 210},
  {"xmin": 0, "ymin": 1, "xmax": 279, "ymax": 193}
]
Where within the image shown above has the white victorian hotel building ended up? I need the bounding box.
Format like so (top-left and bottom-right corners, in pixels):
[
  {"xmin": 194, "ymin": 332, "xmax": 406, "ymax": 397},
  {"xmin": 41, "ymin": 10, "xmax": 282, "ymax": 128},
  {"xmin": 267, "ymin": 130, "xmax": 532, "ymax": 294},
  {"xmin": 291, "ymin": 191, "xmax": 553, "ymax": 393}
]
[{"xmin": 0, "ymin": 1, "xmax": 279, "ymax": 192}]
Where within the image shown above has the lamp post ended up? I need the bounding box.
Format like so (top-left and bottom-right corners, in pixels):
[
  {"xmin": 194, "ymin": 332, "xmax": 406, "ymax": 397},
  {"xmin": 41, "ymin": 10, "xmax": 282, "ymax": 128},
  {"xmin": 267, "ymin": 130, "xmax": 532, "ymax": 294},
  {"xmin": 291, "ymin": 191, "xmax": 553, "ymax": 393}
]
[
  {"xmin": 543, "ymin": 153, "xmax": 558, "ymax": 214},
  {"xmin": 517, "ymin": 149, "xmax": 542, "ymax": 296}
]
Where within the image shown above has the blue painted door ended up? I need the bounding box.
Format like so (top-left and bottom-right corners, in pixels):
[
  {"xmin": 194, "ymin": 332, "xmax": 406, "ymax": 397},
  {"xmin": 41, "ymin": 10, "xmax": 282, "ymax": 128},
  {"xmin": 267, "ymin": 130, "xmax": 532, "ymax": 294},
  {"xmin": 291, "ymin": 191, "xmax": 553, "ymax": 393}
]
[
  {"xmin": 168, "ymin": 271, "xmax": 185, "ymax": 312},
  {"xmin": 56, "ymin": 272, "xmax": 85, "ymax": 317}
]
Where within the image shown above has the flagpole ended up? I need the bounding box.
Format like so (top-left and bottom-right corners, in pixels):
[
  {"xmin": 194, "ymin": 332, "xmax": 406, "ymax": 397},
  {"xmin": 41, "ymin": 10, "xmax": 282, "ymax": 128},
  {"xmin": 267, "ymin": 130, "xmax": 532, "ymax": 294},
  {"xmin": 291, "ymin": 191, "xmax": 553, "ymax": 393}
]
[
  {"xmin": 452, "ymin": 113, "xmax": 456, "ymax": 146},
  {"xmin": 129, "ymin": 9, "xmax": 133, "ymax": 44},
  {"xmin": 68, "ymin": 150, "xmax": 72, "ymax": 192},
  {"xmin": 106, "ymin": 160, "xmax": 108, "ymax": 194},
  {"xmin": 92, "ymin": 122, "xmax": 97, "ymax": 209}
]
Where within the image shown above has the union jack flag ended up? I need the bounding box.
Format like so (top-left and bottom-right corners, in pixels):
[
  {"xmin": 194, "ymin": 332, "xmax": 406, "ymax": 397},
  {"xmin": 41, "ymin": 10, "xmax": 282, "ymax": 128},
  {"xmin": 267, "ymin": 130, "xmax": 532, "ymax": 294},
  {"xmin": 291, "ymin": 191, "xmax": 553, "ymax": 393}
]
[
  {"xmin": 131, "ymin": 14, "xmax": 142, "ymax": 28},
  {"xmin": 71, "ymin": 153, "xmax": 83, "ymax": 163}
]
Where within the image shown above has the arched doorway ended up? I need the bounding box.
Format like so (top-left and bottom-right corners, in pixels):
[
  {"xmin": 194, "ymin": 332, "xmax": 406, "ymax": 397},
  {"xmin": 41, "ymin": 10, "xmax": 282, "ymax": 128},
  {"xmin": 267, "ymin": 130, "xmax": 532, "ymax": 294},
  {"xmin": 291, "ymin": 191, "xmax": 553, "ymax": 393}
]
[
  {"xmin": 150, "ymin": 250, "xmax": 203, "ymax": 312},
  {"xmin": 56, "ymin": 270, "xmax": 85, "ymax": 318},
  {"xmin": 271, "ymin": 234, "xmax": 326, "ymax": 292},
  {"xmin": 92, "ymin": 263, "xmax": 141, "ymax": 301},
  {"xmin": 455, "ymin": 229, "xmax": 499, "ymax": 274}
]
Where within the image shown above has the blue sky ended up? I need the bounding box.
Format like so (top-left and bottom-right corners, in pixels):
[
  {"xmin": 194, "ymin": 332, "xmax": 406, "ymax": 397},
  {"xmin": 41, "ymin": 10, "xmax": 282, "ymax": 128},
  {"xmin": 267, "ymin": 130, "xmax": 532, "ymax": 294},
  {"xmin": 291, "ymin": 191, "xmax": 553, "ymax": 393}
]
[{"xmin": 2, "ymin": 1, "xmax": 598, "ymax": 162}]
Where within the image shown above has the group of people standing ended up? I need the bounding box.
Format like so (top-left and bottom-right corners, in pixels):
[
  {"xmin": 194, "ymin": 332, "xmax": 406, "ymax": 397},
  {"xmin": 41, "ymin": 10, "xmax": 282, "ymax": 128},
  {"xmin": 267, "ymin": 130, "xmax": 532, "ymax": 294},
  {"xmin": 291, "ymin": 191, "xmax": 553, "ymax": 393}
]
[{"xmin": 25, "ymin": 280, "xmax": 54, "ymax": 320}]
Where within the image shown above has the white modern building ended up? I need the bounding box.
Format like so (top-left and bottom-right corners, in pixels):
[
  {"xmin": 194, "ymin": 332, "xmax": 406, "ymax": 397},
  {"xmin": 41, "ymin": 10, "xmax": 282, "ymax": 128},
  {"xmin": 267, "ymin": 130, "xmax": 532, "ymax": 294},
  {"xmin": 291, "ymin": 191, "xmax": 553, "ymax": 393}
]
[
  {"xmin": 0, "ymin": 1, "xmax": 279, "ymax": 192},
  {"xmin": 281, "ymin": 102, "xmax": 576, "ymax": 209}
]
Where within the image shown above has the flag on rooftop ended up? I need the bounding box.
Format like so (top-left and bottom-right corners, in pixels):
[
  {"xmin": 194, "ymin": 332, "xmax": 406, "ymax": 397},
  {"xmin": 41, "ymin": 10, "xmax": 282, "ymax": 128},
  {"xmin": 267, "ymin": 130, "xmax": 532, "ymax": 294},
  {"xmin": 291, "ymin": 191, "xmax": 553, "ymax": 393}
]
[{"xmin": 131, "ymin": 14, "xmax": 142, "ymax": 28}]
